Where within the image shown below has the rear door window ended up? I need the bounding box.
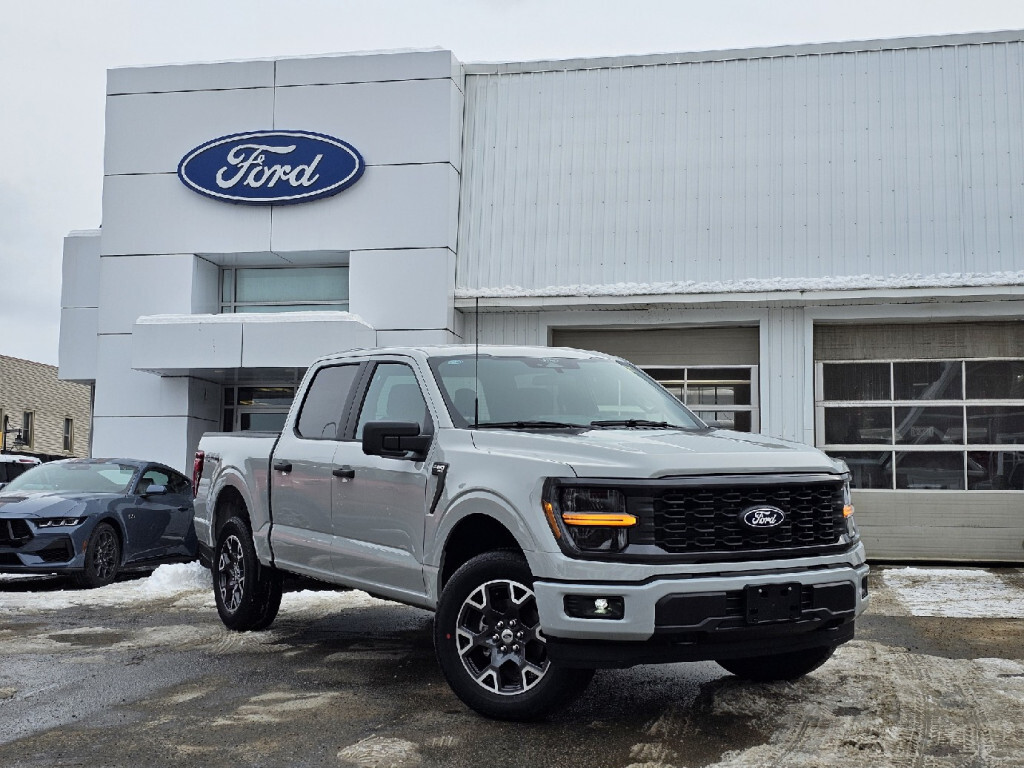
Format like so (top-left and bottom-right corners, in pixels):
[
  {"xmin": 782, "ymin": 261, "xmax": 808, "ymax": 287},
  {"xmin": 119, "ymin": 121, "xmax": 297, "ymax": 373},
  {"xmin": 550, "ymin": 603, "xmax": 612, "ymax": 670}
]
[{"xmin": 296, "ymin": 364, "xmax": 361, "ymax": 440}]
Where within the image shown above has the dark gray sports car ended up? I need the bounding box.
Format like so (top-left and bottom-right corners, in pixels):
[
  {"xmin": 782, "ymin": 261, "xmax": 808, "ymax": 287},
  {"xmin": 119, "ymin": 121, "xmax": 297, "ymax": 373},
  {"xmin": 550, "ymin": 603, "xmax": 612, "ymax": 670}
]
[{"xmin": 0, "ymin": 458, "xmax": 197, "ymax": 587}]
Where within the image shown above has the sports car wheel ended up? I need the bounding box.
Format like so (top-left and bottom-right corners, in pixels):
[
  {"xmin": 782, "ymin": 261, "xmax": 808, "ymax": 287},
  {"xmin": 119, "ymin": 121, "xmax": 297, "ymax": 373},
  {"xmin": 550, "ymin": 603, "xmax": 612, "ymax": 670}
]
[
  {"xmin": 434, "ymin": 550, "xmax": 594, "ymax": 721},
  {"xmin": 75, "ymin": 522, "xmax": 121, "ymax": 589},
  {"xmin": 214, "ymin": 516, "xmax": 283, "ymax": 631},
  {"xmin": 716, "ymin": 645, "xmax": 837, "ymax": 681}
]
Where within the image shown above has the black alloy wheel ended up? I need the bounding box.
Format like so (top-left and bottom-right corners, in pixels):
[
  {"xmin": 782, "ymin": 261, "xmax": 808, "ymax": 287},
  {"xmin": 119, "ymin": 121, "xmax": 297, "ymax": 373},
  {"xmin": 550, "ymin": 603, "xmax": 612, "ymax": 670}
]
[
  {"xmin": 213, "ymin": 515, "xmax": 283, "ymax": 631},
  {"xmin": 434, "ymin": 550, "xmax": 594, "ymax": 720},
  {"xmin": 76, "ymin": 522, "xmax": 121, "ymax": 588}
]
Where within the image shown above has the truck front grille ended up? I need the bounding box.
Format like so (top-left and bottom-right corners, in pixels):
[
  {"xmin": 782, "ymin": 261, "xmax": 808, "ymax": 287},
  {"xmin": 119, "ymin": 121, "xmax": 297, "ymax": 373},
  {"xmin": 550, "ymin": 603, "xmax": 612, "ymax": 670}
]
[{"xmin": 652, "ymin": 482, "xmax": 844, "ymax": 555}]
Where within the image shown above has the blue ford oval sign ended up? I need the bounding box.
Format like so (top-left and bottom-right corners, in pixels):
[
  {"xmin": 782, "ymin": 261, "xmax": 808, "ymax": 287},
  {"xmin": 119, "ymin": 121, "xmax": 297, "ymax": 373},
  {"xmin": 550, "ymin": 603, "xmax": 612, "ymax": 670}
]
[
  {"xmin": 177, "ymin": 130, "xmax": 365, "ymax": 205},
  {"xmin": 740, "ymin": 505, "xmax": 787, "ymax": 529}
]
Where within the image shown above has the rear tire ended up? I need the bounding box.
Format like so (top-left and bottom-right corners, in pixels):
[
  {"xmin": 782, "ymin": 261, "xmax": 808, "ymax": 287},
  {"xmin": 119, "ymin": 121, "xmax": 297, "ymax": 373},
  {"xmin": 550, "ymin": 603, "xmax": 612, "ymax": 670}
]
[
  {"xmin": 716, "ymin": 645, "xmax": 836, "ymax": 681},
  {"xmin": 213, "ymin": 516, "xmax": 283, "ymax": 631},
  {"xmin": 75, "ymin": 522, "xmax": 121, "ymax": 589},
  {"xmin": 433, "ymin": 550, "xmax": 594, "ymax": 721}
]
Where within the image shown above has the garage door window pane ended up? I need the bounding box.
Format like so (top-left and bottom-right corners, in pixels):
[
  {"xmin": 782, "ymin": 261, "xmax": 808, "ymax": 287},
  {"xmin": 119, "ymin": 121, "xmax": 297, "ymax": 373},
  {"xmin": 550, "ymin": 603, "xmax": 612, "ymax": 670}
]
[
  {"xmin": 822, "ymin": 363, "xmax": 890, "ymax": 401},
  {"xmin": 966, "ymin": 406, "xmax": 1024, "ymax": 444},
  {"xmin": 894, "ymin": 406, "xmax": 963, "ymax": 444},
  {"xmin": 894, "ymin": 361, "xmax": 962, "ymax": 400},
  {"xmin": 966, "ymin": 361, "xmax": 1024, "ymax": 399},
  {"xmin": 967, "ymin": 451, "xmax": 1024, "ymax": 490},
  {"xmin": 895, "ymin": 452, "xmax": 965, "ymax": 490},
  {"xmin": 824, "ymin": 407, "xmax": 892, "ymax": 444},
  {"xmin": 827, "ymin": 451, "xmax": 893, "ymax": 489}
]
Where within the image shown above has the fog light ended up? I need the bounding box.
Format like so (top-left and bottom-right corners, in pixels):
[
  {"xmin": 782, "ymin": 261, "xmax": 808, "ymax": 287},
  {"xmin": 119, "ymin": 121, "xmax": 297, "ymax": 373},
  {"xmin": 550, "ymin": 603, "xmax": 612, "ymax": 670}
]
[{"xmin": 564, "ymin": 595, "xmax": 625, "ymax": 620}]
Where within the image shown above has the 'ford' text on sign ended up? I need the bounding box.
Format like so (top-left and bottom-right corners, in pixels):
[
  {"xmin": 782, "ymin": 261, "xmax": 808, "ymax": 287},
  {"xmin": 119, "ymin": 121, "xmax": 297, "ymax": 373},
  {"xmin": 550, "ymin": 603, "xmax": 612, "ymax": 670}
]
[{"xmin": 177, "ymin": 130, "xmax": 365, "ymax": 205}]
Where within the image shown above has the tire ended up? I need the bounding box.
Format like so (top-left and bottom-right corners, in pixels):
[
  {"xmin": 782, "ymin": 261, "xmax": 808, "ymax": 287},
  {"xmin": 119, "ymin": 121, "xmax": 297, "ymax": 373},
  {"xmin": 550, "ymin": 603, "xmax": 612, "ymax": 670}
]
[
  {"xmin": 716, "ymin": 645, "xmax": 837, "ymax": 682},
  {"xmin": 433, "ymin": 550, "xmax": 594, "ymax": 721},
  {"xmin": 213, "ymin": 516, "xmax": 283, "ymax": 631},
  {"xmin": 75, "ymin": 522, "xmax": 121, "ymax": 588}
]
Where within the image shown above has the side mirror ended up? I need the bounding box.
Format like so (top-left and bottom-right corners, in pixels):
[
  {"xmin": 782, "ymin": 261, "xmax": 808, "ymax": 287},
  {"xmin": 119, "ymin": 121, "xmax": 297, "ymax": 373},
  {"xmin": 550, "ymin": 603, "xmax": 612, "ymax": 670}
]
[
  {"xmin": 0, "ymin": 482, "xmax": 7, "ymax": 492},
  {"xmin": 362, "ymin": 421, "xmax": 431, "ymax": 461},
  {"xmin": 142, "ymin": 484, "xmax": 167, "ymax": 496}
]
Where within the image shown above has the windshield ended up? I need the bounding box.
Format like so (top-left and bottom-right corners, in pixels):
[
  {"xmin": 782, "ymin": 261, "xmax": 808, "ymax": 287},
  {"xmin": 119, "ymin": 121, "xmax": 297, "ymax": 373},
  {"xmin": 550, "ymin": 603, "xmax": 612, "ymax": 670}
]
[
  {"xmin": 2, "ymin": 462, "xmax": 137, "ymax": 495},
  {"xmin": 429, "ymin": 354, "xmax": 705, "ymax": 430}
]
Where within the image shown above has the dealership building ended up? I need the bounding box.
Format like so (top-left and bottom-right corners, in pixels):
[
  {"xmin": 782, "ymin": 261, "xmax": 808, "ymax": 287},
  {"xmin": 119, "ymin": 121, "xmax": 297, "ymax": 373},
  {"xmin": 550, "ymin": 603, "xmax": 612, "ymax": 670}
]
[{"xmin": 59, "ymin": 31, "xmax": 1024, "ymax": 561}]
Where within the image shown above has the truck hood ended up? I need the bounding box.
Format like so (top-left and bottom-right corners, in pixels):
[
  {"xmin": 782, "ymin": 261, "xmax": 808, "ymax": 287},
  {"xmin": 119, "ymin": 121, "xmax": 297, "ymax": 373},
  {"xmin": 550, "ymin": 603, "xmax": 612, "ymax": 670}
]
[{"xmin": 467, "ymin": 427, "xmax": 841, "ymax": 478}]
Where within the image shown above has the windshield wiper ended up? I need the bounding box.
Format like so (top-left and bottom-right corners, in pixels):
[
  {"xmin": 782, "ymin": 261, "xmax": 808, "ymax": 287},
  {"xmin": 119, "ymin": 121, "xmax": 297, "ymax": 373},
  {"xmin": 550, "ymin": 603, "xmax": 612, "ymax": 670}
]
[
  {"xmin": 589, "ymin": 419, "xmax": 678, "ymax": 429},
  {"xmin": 475, "ymin": 420, "xmax": 584, "ymax": 430}
]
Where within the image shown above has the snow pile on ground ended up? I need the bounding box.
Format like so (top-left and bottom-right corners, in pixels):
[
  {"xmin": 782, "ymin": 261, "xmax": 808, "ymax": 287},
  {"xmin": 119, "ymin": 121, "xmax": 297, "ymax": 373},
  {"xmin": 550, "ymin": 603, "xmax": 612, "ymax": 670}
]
[
  {"xmin": 282, "ymin": 588, "xmax": 391, "ymax": 614},
  {"xmin": 879, "ymin": 567, "xmax": 1024, "ymax": 619},
  {"xmin": 137, "ymin": 562, "xmax": 211, "ymax": 595},
  {"xmin": 0, "ymin": 562, "xmax": 214, "ymax": 613},
  {"xmin": 0, "ymin": 563, "xmax": 393, "ymax": 616}
]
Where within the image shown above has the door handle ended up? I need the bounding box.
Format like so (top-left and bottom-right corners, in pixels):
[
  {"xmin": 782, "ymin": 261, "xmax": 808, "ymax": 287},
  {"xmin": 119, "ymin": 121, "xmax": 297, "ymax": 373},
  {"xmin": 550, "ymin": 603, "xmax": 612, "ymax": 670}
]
[
  {"xmin": 177, "ymin": 506, "xmax": 190, "ymax": 512},
  {"xmin": 332, "ymin": 466, "xmax": 356, "ymax": 479},
  {"xmin": 273, "ymin": 460, "xmax": 292, "ymax": 472}
]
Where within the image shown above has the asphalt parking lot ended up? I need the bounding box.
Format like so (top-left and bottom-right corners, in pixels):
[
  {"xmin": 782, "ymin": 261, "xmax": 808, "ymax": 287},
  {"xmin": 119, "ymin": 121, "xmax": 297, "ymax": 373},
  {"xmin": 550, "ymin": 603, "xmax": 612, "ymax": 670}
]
[{"xmin": 1, "ymin": 564, "xmax": 1023, "ymax": 768}]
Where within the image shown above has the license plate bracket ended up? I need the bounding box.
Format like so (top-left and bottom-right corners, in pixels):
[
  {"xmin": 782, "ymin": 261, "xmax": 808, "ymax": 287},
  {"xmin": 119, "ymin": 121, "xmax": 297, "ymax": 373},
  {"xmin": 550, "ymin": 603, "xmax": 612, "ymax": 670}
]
[{"xmin": 745, "ymin": 582, "xmax": 802, "ymax": 624}]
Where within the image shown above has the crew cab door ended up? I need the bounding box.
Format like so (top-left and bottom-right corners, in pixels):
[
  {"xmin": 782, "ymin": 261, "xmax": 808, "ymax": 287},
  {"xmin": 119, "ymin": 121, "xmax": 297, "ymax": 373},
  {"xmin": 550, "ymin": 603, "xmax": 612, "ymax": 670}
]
[
  {"xmin": 331, "ymin": 360, "xmax": 432, "ymax": 598},
  {"xmin": 270, "ymin": 362, "xmax": 362, "ymax": 580}
]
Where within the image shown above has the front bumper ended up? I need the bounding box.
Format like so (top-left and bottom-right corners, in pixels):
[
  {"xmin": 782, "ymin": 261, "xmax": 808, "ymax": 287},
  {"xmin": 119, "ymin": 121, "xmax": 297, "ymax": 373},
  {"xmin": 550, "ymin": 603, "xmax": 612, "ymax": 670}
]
[
  {"xmin": 0, "ymin": 532, "xmax": 84, "ymax": 572},
  {"xmin": 533, "ymin": 553, "xmax": 869, "ymax": 664}
]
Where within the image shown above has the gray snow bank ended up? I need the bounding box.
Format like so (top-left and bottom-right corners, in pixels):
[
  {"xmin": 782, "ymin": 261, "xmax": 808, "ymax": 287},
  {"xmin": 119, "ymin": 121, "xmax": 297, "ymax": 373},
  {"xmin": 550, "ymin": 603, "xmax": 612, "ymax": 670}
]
[
  {"xmin": 0, "ymin": 562, "xmax": 393, "ymax": 615},
  {"xmin": 879, "ymin": 567, "xmax": 1024, "ymax": 619}
]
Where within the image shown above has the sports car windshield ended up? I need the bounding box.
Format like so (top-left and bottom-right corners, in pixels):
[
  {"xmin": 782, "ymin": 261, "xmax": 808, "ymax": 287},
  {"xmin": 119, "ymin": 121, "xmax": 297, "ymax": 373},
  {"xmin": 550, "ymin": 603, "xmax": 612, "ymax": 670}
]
[
  {"xmin": 429, "ymin": 354, "xmax": 705, "ymax": 430},
  {"xmin": 2, "ymin": 462, "xmax": 137, "ymax": 494}
]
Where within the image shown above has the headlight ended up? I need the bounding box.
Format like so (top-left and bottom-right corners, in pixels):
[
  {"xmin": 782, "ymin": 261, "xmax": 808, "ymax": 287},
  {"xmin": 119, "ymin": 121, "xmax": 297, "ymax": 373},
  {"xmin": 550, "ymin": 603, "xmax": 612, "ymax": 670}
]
[
  {"xmin": 35, "ymin": 517, "xmax": 86, "ymax": 528},
  {"xmin": 543, "ymin": 486, "xmax": 636, "ymax": 553},
  {"xmin": 841, "ymin": 479, "xmax": 858, "ymax": 539}
]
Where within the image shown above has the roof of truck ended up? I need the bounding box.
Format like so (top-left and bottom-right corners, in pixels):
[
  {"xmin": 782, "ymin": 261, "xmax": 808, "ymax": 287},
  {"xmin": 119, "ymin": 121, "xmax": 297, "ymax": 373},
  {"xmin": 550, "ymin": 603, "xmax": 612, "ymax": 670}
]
[{"xmin": 315, "ymin": 344, "xmax": 616, "ymax": 363}]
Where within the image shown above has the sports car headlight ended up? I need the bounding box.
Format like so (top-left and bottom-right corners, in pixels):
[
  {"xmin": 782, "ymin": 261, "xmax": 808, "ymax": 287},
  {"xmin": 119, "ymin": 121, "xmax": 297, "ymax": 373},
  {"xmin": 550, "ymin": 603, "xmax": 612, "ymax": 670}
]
[
  {"xmin": 543, "ymin": 487, "xmax": 635, "ymax": 553},
  {"xmin": 35, "ymin": 517, "xmax": 87, "ymax": 528}
]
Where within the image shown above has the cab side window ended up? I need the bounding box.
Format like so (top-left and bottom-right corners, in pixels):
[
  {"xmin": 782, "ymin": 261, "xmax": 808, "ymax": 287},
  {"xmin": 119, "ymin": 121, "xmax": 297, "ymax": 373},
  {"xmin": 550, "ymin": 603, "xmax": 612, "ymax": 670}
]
[
  {"xmin": 296, "ymin": 364, "xmax": 360, "ymax": 440},
  {"xmin": 355, "ymin": 363, "xmax": 431, "ymax": 439}
]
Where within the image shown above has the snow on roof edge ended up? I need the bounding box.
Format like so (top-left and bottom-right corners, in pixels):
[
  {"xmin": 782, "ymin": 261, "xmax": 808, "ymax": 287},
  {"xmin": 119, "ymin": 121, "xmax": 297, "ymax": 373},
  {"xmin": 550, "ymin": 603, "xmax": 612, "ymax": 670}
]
[{"xmin": 456, "ymin": 270, "xmax": 1024, "ymax": 300}]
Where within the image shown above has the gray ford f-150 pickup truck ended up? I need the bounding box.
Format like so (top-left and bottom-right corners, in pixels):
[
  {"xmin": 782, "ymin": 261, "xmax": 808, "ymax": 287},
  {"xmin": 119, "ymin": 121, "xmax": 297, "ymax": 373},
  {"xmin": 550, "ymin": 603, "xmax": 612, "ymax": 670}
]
[{"xmin": 193, "ymin": 345, "xmax": 868, "ymax": 720}]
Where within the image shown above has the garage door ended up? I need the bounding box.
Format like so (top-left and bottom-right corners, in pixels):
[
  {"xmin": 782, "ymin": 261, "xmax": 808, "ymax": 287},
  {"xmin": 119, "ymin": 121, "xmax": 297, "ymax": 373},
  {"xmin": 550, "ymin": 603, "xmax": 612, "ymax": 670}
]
[
  {"xmin": 552, "ymin": 327, "xmax": 760, "ymax": 432},
  {"xmin": 814, "ymin": 322, "xmax": 1024, "ymax": 563}
]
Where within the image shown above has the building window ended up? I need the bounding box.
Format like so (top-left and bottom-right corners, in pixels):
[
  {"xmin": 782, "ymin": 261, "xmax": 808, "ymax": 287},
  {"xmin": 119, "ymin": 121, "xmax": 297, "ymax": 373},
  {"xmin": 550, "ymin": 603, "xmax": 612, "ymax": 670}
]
[
  {"xmin": 21, "ymin": 411, "xmax": 34, "ymax": 450},
  {"xmin": 816, "ymin": 359, "xmax": 1024, "ymax": 491},
  {"xmin": 63, "ymin": 418, "xmax": 74, "ymax": 452},
  {"xmin": 222, "ymin": 385, "xmax": 297, "ymax": 433},
  {"xmin": 220, "ymin": 266, "xmax": 349, "ymax": 313},
  {"xmin": 644, "ymin": 366, "xmax": 759, "ymax": 432}
]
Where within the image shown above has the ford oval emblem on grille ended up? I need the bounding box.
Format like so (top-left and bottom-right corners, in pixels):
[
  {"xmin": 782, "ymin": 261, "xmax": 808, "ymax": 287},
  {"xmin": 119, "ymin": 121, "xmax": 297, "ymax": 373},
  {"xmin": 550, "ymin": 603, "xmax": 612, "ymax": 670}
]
[{"xmin": 740, "ymin": 505, "xmax": 787, "ymax": 529}]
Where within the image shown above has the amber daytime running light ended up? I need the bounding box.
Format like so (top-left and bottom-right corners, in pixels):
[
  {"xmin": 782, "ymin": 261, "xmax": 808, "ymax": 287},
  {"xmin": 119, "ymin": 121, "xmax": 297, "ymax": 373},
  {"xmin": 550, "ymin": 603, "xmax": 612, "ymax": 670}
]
[{"xmin": 543, "ymin": 487, "xmax": 636, "ymax": 553}]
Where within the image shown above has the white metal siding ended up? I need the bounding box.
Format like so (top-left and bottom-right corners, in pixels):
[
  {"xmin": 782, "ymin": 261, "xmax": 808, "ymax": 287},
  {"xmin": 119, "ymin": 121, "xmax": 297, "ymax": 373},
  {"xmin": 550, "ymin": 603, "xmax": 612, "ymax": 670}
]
[{"xmin": 458, "ymin": 41, "xmax": 1024, "ymax": 292}]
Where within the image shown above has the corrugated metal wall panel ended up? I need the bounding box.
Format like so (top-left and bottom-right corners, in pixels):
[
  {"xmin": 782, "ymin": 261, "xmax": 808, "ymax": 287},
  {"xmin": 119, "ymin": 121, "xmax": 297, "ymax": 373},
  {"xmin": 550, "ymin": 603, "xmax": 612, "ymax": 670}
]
[
  {"xmin": 460, "ymin": 311, "xmax": 543, "ymax": 345},
  {"xmin": 458, "ymin": 41, "xmax": 1024, "ymax": 292}
]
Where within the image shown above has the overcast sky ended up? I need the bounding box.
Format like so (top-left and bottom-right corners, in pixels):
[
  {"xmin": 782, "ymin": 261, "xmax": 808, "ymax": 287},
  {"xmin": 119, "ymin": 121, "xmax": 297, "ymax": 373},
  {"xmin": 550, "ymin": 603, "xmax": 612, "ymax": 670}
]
[{"xmin": 3, "ymin": 0, "xmax": 1024, "ymax": 366}]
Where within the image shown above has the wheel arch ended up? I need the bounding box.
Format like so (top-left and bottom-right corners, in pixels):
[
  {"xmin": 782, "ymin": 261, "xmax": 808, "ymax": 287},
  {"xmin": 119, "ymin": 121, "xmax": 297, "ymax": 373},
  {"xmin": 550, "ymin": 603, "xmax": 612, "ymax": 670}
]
[
  {"xmin": 212, "ymin": 483, "xmax": 250, "ymax": 539},
  {"xmin": 437, "ymin": 513, "xmax": 525, "ymax": 595}
]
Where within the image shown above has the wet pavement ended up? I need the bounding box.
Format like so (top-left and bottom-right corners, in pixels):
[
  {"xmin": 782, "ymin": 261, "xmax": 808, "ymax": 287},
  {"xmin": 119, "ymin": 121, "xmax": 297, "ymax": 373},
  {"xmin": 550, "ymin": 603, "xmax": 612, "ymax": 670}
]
[{"xmin": 1, "ymin": 565, "xmax": 1022, "ymax": 768}]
